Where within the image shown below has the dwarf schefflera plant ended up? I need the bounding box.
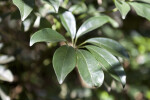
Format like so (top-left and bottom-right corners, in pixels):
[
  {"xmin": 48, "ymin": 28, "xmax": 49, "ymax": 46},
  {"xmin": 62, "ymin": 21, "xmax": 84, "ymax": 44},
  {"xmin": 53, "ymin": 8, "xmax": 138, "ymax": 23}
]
[
  {"xmin": 29, "ymin": 10, "xmax": 129, "ymax": 88},
  {"xmin": 14, "ymin": 0, "xmax": 150, "ymax": 88}
]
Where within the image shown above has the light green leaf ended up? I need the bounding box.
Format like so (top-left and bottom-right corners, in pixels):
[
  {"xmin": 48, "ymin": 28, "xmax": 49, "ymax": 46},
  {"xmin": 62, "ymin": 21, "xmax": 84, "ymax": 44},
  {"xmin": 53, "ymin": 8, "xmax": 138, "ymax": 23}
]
[
  {"xmin": 69, "ymin": 3, "xmax": 87, "ymax": 14},
  {"xmin": 44, "ymin": 0, "xmax": 62, "ymax": 12},
  {"xmin": 53, "ymin": 45, "xmax": 76, "ymax": 84},
  {"xmin": 30, "ymin": 28, "xmax": 66, "ymax": 46},
  {"xmin": 12, "ymin": 0, "xmax": 34, "ymax": 21},
  {"xmin": 134, "ymin": 0, "xmax": 150, "ymax": 4},
  {"xmin": 85, "ymin": 45, "xmax": 126, "ymax": 86},
  {"xmin": 60, "ymin": 11, "xmax": 76, "ymax": 40},
  {"xmin": 85, "ymin": 37, "xmax": 129, "ymax": 58},
  {"xmin": 129, "ymin": 2, "xmax": 150, "ymax": 20},
  {"xmin": 114, "ymin": 0, "xmax": 130, "ymax": 19},
  {"xmin": 76, "ymin": 49, "xmax": 104, "ymax": 87},
  {"xmin": 76, "ymin": 16, "xmax": 109, "ymax": 39},
  {"xmin": 104, "ymin": 15, "xmax": 119, "ymax": 28}
]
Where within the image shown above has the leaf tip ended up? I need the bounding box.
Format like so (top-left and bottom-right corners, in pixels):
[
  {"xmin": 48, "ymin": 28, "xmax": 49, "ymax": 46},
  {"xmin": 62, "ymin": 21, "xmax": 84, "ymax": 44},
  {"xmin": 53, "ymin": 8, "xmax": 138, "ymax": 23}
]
[
  {"xmin": 122, "ymin": 16, "xmax": 126, "ymax": 19},
  {"xmin": 59, "ymin": 79, "xmax": 63, "ymax": 84},
  {"xmin": 29, "ymin": 41, "xmax": 34, "ymax": 46}
]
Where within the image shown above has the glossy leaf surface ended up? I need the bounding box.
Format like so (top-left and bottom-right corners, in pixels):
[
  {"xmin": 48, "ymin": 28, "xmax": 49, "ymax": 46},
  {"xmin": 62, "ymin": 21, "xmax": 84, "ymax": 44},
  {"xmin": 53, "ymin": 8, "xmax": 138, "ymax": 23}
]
[
  {"xmin": 114, "ymin": 0, "xmax": 130, "ymax": 19},
  {"xmin": 53, "ymin": 45, "xmax": 76, "ymax": 84},
  {"xmin": 76, "ymin": 50, "xmax": 104, "ymax": 87},
  {"xmin": 85, "ymin": 45, "xmax": 126, "ymax": 86},
  {"xmin": 85, "ymin": 37, "xmax": 129, "ymax": 58},
  {"xmin": 30, "ymin": 28, "xmax": 66, "ymax": 46},
  {"xmin": 12, "ymin": 0, "xmax": 34, "ymax": 21},
  {"xmin": 60, "ymin": 11, "xmax": 76, "ymax": 40},
  {"xmin": 76, "ymin": 16, "xmax": 109, "ymax": 39}
]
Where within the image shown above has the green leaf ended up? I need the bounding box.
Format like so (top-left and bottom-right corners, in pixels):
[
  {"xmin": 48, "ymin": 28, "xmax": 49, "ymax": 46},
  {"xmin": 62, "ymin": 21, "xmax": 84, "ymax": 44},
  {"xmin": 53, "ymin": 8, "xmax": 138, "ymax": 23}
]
[
  {"xmin": 76, "ymin": 16, "xmax": 109, "ymax": 39},
  {"xmin": 44, "ymin": 0, "xmax": 62, "ymax": 13},
  {"xmin": 59, "ymin": 11, "xmax": 76, "ymax": 40},
  {"xmin": 134, "ymin": 0, "xmax": 150, "ymax": 4},
  {"xmin": 76, "ymin": 49, "xmax": 104, "ymax": 87},
  {"xmin": 30, "ymin": 28, "xmax": 66, "ymax": 46},
  {"xmin": 104, "ymin": 15, "xmax": 119, "ymax": 28},
  {"xmin": 129, "ymin": 2, "xmax": 150, "ymax": 20},
  {"xmin": 53, "ymin": 45, "xmax": 76, "ymax": 84},
  {"xmin": 114, "ymin": 0, "xmax": 130, "ymax": 19},
  {"xmin": 85, "ymin": 45, "xmax": 126, "ymax": 86},
  {"xmin": 85, "ymin": 37, "xmax": 129, "ymax": 58},
  {"xmin": 12, "ymin": 0, "xmax": 34, "ymax": 21},
  {"xmin": 69, "ymin": 3, "xmax": 87, "ymax": 14}
]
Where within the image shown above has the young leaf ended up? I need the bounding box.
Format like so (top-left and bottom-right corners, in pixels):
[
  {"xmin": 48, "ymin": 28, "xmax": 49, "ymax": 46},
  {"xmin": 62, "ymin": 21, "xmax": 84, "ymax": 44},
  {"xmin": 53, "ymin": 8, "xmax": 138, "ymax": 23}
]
[
  {"xmin": 44, "ymin": 0, "xmax": 62, "ymax": 13},
  {"xmin": 12, "ymin": 0, "xmax": 34, "ymax": 21},
  {"xmin": 114, "ymin": 0, "xmax": 130, "ymax": 19},
  {"xmin": 76, "ymin": 49, "xmax": 104, "ymax": 87},
  {"xmin": 85, "ymin": 45, "xmax": 126, "ymax": 87},
  {"xmin": 85, "ymin": 38, "xmax": 129, "ymax": 59},
  {"xmin": 59, "ymin": 11, "xmax": 76, "ymax": 40},
  {"xmin": 76, "ymin": 16, "xmax": 109, "ymax": 39},
  {"xmin": 53, "ymin": 45, "xmax": 76, "ymax": 84},
  {"xmin": 129, "ymin": 2, "xmax": 150, "ymax": 20},
  {"xmin": 30, "ymin": 28, "xmax": 66, "ymax": 46}
]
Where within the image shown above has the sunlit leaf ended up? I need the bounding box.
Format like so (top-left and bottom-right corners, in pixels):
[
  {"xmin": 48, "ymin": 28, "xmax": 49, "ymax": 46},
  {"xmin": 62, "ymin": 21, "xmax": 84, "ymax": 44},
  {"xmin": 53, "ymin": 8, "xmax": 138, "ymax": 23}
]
[
  {"xmin": 85, "ymin": 37, "xmax": 129, "ymax": 58},
  {"xmin": 69, "ymin": 3, "xmax": 87, "ymax": 14},
  {"xmin": 76, "ymin": 16, "xmax": 109, "ymax": 39},
  {"xmin": 114, "ymin": 0, "xmax": 130, "ymax": 19},
  {"xmin": 0, "ymin": 88, "xmax": 10, "ymax": 100},
  {"xmin": 85, "ymin": 45, "xmax": 126, "ymax": 86},
  {"xmin": 44, "ymin": 0, "xmax": 62, "ymax": 12},
  {"xmin": 129, "ymin": 2, "xmax": 150, "ymax": 20},
  {"xmin": 53, "ymin": 45, "xmax": 76, "ymax": 84},
  {"xmin": 0, "ymin": 65, "xmax": 14, "ymax": 82},
  {"xmin": 12, "ymin": 0, "xmax": 34, "ymax": 21},
  {"xmin": 76, "ymin": 49, "xmax": 104, "ymax": 87},
  {"xmin": 30, "ymin": 28, "xmax": 66, "ymax": 46},
  {"xmin": 60, "ymin": 11, "xmax": 76, "ymax": 40},
  {"xmin": 0, "ymin": 55, "xmax": 15, "ymax": 64}
]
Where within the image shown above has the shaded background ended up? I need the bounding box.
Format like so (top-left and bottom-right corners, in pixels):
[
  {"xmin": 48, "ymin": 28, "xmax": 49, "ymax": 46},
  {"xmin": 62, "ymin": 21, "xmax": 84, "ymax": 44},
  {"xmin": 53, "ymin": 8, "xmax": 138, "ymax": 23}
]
[{"xmin": 0, "ymin": 0, "xmax": 150, "ymax": 100}]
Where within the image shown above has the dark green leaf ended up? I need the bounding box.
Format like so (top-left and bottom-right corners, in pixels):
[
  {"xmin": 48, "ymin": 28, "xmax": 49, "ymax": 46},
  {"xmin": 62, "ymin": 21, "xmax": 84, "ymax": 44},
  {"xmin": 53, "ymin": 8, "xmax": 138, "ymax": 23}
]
[
  {"xmin": 44, "ymin": 0, "xmax": 62, "ymax": 13},
  {"xmin": 30, "ymin": 28, "xmax": 66, "ymax": 46},
  {"xmin": 53, "ymin": 45, "xmax": 76, "ymax": 84},
  {"xmin": 76, "ymin": 16, "xmax": 109, "ymax": 39},
  {"xmin": 76, "ymin": 49, "xmax": 104, "ymax": 87},
  {"xmin": 12, "ymin": 0, "xmax": 34, "ymax": 21},
  {"xmin": 59, "ymin": 11, "xmax": 76, "ymax": 40},
  {"xmin": 129, "ymin": 2, "xmax": 150, "ymax": 20},
  {"xmin": 114, "ymin": 0, "xmax": 130, "ymax": 19},
  {"xmin": 85, "ymin": 37, "xmax": 129, "ymax": 58},
  {"xmin": 85, "ymin": 45, "xmax": 126, "ymax": 86}
]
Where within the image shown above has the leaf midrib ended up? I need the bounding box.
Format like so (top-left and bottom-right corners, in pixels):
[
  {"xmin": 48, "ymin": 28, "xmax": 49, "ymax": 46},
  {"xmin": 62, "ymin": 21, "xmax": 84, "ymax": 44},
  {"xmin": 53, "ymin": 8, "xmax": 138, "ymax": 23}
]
[
  {"xmin": 60, "ymin": 46, "xmax": 69, "ymax": 81},
  {"xmin": 78, "ymin": 50, "xmax": 93, "ymax": 85}
]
